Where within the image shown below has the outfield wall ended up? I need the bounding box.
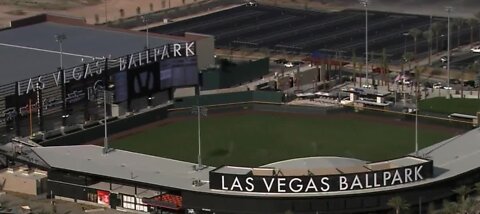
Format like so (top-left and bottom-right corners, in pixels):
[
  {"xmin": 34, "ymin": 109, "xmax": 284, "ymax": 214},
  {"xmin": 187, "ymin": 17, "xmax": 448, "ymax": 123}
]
[
  {"xmin": 41, "ymin": 90, "xmax": 472, "ymax": 147},
  {"xmin": 41, "ymin": 105, "xmax": 169, "ymax": 147}
]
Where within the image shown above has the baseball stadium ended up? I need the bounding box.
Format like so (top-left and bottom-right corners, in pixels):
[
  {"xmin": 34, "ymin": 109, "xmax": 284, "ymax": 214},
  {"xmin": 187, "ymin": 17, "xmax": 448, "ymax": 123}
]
[{"xmin": 0, "ymin": 1, "xmax": 480, "ymax": 214}]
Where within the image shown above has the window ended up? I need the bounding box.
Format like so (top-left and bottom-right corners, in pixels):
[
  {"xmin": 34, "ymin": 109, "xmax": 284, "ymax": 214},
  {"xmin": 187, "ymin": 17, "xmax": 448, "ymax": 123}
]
[
  {"xmin": 122, "ymin": 195, "xmax": 135, "ymax": 203},
  {"xmin": 123, "ymin": 202, "xmax": 135, "ymax": 210},
  {"xmin": 122, "ymin": 195, "xmax": 135, "ymax": 210},
  {"xmin": 136, "ymin": 204, "xmax": 148, "ymax": 212}
]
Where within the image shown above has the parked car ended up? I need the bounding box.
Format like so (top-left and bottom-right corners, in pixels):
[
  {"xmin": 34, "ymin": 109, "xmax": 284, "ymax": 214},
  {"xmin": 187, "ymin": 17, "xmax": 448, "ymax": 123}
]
[
  {"xmin": 362, "ymin": 84, "xmax": 373, "ymax": 89},
  {"xmin": 433, "ymin": 82, "xmax": 443, "ymax": 89},
  {"xmin": 440, "ymin": 56, "xmax": 448, "ymax": 64},
  {"xmin": 292, "ymin": 61, "xmax": 304, "ymax": 66},
  {"xmin": 284, "ymin": 62, "xmax": 294, "ymax": 68},
  {"xmin": 245, "ymin": 1, "xmax": 257, "ymax": 6},
  {"xmin": 372, "ymin": 67, "xmax": 391, "ymax": 73},
  {"xmin": 471, "ymin": 46, "xmax": 480, "ymax": 53},
  {"xmin": 443, "ymin": 86, "xmax": 453, "ymax": 90},
  {"xmin": 274, "ymin": 58, "xmax": 288, "ymax": 64}
]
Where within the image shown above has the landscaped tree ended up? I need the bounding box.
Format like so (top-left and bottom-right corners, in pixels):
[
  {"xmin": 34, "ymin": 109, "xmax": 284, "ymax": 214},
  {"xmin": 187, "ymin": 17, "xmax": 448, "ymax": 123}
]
[
  {"xmin": 432, "ymin": 22, "xmax": 444, "ymax": 52},
  {"xmin": 423, "ymin": 29, "xmax": 433, "ymax": 65},
  {"xmin": 467, "ymin": 19, "xmax": 478, "ymax": 44},
  {"xmin": 387, "ymin": 196, "xmax": 409, "ymax": 214},
  {"xmin": 409, "ymin": 28, "xmax": 423, "ymax": 55}
]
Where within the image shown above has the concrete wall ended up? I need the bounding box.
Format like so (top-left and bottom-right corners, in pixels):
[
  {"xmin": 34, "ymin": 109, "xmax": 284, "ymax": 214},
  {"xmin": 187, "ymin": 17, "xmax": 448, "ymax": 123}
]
[{"xmin": 0, "ymin": 168, "xmax": 47, "ymax": 195}]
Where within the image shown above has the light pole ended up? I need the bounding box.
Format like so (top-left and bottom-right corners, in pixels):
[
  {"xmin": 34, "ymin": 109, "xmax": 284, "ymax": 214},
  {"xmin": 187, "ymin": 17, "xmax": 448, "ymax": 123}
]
[
  {"xmin": 102, "ymin": 80, "xmax": 114, "ymax": 154},
  {"xmin": 192, "ymin": 105, "xmax": 207, "ymax": 170},
  {"xmin": 446, "ymin": 6, "xmax": 453, "ymax": 97},
  {"xmin": 141, "ymin": 15, "xmax": 150, "ymax": 49},
  {"xmin": 403, "ymin": 32, "xmax": 409, "ymax": 56},
  {"xmin": 415, "ymin": 68, "xmax": 419, "ymax": 156},
  {"xmin": 360, "ymin": 0, "xmax": 369, "ymax": 86},
  {"xmin": 402, "ymin": 32, "xmax": 409, "ymax": 104},
  {"xmin": 54, "ymin": 34, "xmax": 67, "ymax": 69}
]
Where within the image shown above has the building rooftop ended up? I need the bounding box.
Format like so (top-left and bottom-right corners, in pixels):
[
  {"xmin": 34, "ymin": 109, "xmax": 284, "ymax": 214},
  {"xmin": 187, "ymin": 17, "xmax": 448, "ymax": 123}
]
[
  {"xmin": 30, "ymin": 127, "xmax": 480, "ymax": 197},
  {"xmin": 0, "ymin": 14, "xmax": 188, "ymax": 85}
]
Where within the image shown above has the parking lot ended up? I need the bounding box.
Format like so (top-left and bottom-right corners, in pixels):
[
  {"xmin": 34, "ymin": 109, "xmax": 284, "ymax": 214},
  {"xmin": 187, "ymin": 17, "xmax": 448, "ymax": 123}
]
[{"xmin": 151, "ymin": 4, "xmax": 476, "ymax": 60}]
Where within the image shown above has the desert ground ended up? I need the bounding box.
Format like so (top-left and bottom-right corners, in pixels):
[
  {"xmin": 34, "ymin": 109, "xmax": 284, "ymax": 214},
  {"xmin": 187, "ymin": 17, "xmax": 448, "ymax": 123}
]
[{"xmin": 0, "ymin": 0, "xmax": 202, "ymax": 28}]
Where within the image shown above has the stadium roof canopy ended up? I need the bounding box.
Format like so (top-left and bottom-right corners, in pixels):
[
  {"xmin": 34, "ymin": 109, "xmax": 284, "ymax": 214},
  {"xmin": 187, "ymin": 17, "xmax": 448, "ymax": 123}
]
[
  {"xmin": 0, "ymin": 14, "xmax": 189, "ymax": 85},
  {"xmin": 28, "ymin": 127, "xmax": 480, "ymax": 197}
]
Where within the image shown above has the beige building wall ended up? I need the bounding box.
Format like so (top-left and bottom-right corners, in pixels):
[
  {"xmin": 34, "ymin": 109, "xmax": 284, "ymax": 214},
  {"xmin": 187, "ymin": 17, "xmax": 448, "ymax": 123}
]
[
  {"xmin": 0, "ymin": 167, "xmax": 47, "ymax": 195},
  {"xmin": 185, "ymin": 32, "xmax": 215, "ymax": 71}
]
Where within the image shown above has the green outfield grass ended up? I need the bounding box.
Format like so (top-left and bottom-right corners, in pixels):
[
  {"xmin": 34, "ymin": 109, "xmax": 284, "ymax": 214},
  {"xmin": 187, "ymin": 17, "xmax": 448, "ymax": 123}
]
[
  {"xmin": 112, "ymin": 113, "xmax": 457, "ymax": 167},
  {"xmin": 419, "ymin": 97, "xmax": 480, "ymax": 115}
]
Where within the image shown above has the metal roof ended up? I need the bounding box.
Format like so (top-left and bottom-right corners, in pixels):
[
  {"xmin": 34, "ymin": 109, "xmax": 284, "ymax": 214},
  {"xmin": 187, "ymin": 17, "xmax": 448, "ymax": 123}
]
[
  {"xmin": 0, "ymin": 20, "xmax": 185, "ymax": 85},
  {"xmin": 31, "ymin": 127, "xmax": 480, "ymax": 197},
  {"xmin": 32, "ymin": 145, "xmax": 214, "ymax": 191}
]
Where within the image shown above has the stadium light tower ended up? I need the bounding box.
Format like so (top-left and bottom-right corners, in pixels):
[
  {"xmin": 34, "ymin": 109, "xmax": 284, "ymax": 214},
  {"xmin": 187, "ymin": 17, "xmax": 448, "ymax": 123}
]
[
  {"xmin": 445, "ymin": 6, "xmax": 453, "ymax": 97},
  {"xmin": 192, "ymin": 105, "xmax": 207, "ymax": 170},
  {"xmin": 360, "ymin": 0, "xmax": 369, "ymax": 86},
  {"xmin": 141, "ymin": 15, "xmax": 150, "ymax": 49},
  {"xmin": 102, "ymin": 59, "xmax": 114, "ymax": 155},
  {"xmin": 54, "ymin": 34, "xmax": 67, "ymax": 69}
]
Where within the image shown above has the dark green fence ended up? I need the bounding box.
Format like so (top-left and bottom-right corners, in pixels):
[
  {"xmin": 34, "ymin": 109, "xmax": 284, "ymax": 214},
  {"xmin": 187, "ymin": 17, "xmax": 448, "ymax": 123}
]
[
  {"xmin": 42, "ymin": 105, "xmax": 169, "ymax": 146},
  {"xmin": 202, "ymin": 58, "xmax": 270, "ymax": 90},
  {"xmin": 173, "ymin": 91, "xmax": 283, "ymax": 108}
]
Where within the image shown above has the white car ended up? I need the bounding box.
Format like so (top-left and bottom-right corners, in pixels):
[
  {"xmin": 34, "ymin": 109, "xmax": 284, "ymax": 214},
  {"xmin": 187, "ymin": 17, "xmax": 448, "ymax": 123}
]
[
  {"xmin": 245, "ymin": 1, "xmax": 257, "ymax": 6},
  {"xmin": 443, "ymin": 86, "xmax": 453, "ymax": 90},
  {"xmin": 284, "ymin": 62, "xmax": 294, "ymax": 68},
  {"xmin": 433, "ymin": 83, "xmax": 443, "ymax": 89},
  {"xmin": 471, "ymin": 46, "xmax": 480, "ymax": 53}
]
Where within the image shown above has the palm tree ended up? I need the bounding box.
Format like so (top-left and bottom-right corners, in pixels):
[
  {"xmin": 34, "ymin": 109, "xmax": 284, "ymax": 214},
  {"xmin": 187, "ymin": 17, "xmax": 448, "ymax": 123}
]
[
  {"xmin": 352, "ymin": 50, "xmax": 357, "ymax": 87},
  {"xmin": 427, "ymin": 202, "xmax": 436, "ymax": 214},
  {"xmin": 432, "ymin": 22, "xmax": 444, "ymax": 52},
  {"xmin": 453, "ymin": 185, "xmax": 470, "ymax": 203},
  {"xmin": 414, "ymin": 66, "xmax": 426, "ymax": 101},
  {"xmin": 119, "ymin": 8, "xmax": 125, "ymax": 18},
  {"xmin": 387, "ymin": 196, "xmax": 409, "ymax": 214},
  {"xmin": 409, "ymin": 28, "xmax": 423, "ymax": 55},
  {"xmin": 442, "ymin": 199, "xmax": 459, "ymax": 214},
  {"xmin": 475, "ymin": 11, "xmax": 480, "ymax": 42},
  {"xmin": 136, "ymin": 6, "xmax": 141, "ymax": 15},
  {"xmin": 475, "ymin": 181, "xmax": 480, "ymax": 193},
  {"xmin": 467, "ymin": 19, "xmax": 478, "ymax": 45},
  {"xmin": 453, "ymin": 18, "xmax": 465, "ymax": 46},
  {"xmin": 423, "ymin": 29, "xmax": 433, "ymax": 65},
  {"xmin": 381, "ymin": 48, "xmax": 389, "ymax": 89}
]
